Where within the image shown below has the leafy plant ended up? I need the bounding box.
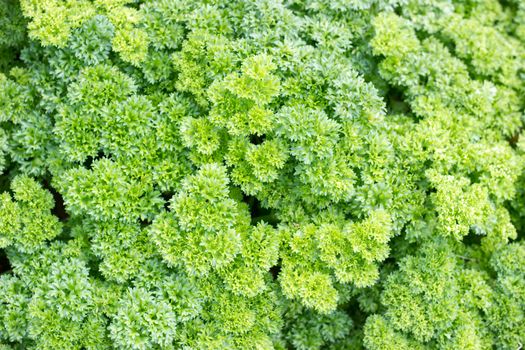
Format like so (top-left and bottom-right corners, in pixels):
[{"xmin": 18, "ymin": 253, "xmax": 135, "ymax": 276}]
[{"xmin": 0, "ymin": 0, "xmax": 524, "ymax": 349}]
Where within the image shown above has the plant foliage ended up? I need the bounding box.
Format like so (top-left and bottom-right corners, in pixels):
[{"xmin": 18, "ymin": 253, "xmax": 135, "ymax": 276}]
[{"xmin": 0, "ymin": 0, "xmax": 524, "ymax": 349}]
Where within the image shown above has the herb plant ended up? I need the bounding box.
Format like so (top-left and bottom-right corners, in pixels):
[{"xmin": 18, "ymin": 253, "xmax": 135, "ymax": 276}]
[{"xmin": 0, "ymin": 0, "xmax": 524, "ymax": 349}]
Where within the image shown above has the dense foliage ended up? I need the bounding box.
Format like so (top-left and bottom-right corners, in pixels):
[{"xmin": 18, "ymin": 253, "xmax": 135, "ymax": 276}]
[{"xmin": 0, "ymin": 0, "xmax": 524, "ymax": 349}]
